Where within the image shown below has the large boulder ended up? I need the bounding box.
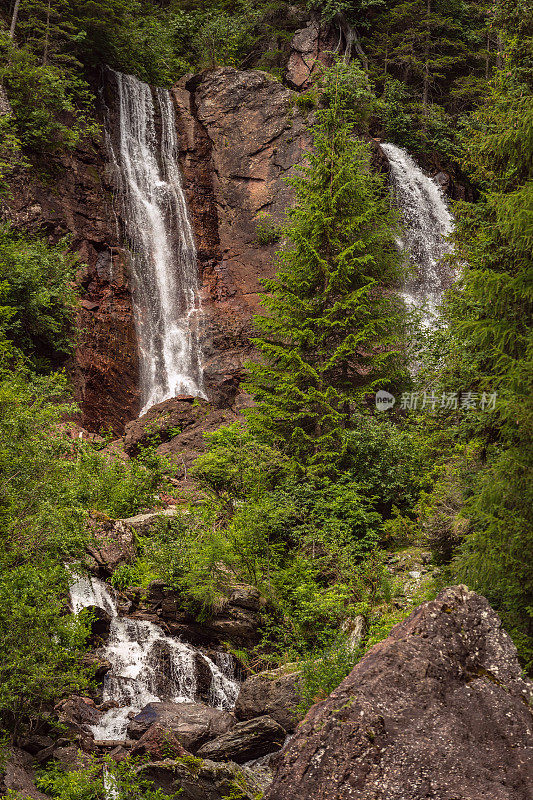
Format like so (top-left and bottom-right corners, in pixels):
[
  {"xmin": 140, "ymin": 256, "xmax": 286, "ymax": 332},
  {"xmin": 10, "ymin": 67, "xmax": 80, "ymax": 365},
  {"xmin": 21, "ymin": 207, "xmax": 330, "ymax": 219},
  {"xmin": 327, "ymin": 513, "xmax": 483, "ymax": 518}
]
[
  {"xmin": 235, "ymin": 667, "xmax": 302, "ymax": 732},
  {"xmin": 136, "ymin": 757, "xmax": 266, "ymax": 800},
  {"xmin": 55, "ymin": 695, "xmax": 103, "ymax": 734},
  {"xmin": 1, "ymin": 748, "xmax": 48, "ymax": 800},
  {"xmin": 265, "ymin": 586, "xmax": 533, "ymax": 800},
  {"xmin": 127, "ymin": 702, "xmax": 235, "ymax": 753},
  {"xmin": 285, "ymin": 18, "xmax": 336, "ymax": 90},
  {"xmin": 196, "ymin": 716, "xmax": 286, "ymax": 764},
  {"xmin": 130, "ymin": 723, "xmax": 191, "ymax": 760}
]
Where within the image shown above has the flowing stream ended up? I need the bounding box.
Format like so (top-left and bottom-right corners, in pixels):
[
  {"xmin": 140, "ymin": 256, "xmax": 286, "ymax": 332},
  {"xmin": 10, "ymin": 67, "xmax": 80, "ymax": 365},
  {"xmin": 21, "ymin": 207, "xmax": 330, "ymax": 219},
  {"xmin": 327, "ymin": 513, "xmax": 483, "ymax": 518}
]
[
  {"xmin": 70, "ymin": 574, "xmax": 239, "ymax": 742},
  {"xmin": 381, "ymin": 142, "xmax": 454, "ymax": 321},
  {"xmin": 106, "ymin": 70, "xmax": 205, "ymax": 415}
]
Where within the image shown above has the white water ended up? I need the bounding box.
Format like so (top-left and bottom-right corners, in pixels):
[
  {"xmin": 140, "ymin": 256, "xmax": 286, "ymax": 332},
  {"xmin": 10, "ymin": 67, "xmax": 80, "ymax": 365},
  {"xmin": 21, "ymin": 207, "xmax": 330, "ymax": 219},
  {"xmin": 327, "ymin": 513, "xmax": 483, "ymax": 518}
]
[
  {"xmin": 381, "ymin": 142, "xmax": 454, "ymax": 321},
  {"xmin": 70, "ymin": 574, "xmax": 239, "ymax": 742},
  {"xmin": 107, "ymin": 70, "xmax": 205, "ymax": 415}
]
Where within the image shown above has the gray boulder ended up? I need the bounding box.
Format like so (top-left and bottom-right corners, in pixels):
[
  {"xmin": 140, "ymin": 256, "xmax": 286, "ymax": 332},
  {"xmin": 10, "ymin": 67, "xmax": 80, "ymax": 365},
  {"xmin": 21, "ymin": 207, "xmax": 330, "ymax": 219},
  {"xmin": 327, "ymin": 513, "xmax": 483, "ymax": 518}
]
[
  {"xmin": 235, "ymin": 667, "xmax": 302, "ymax": 732},
  {"xmin": 196, "ymin": 715, "xmax": 286, "ymax": 764}
]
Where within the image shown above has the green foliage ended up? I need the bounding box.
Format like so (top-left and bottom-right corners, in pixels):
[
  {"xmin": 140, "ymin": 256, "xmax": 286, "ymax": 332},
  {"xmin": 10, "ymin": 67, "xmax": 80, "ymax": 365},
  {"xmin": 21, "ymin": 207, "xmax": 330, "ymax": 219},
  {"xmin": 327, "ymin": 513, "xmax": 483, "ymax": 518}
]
[
  {"xmin": 0, "ymin": 115, "xmax": 27, "ymax": 195},
  {"xmin": 246, "ymin": 59, "xmax": 407, "ymax": 473},
  {"xmin": 254, "ymin": 213, "xmax": 282, "ymax": 246},
  {"xmin": 36, "ymin": 755, "xmax": 176, "ymax": 800},
  {"xmin": 0, "ymin": 224, "xmax": 78, "ymax": 368},
  {"xmin": 192, "ymin": 423, "xmax": 291, "ymax": 501},
  {"xmin": 0, "ymin": 30, "xmax": 97, "ymax": 154},
  {"xmin": 297, "ymin": 634, "xmax": 359, "ymax": 712}
]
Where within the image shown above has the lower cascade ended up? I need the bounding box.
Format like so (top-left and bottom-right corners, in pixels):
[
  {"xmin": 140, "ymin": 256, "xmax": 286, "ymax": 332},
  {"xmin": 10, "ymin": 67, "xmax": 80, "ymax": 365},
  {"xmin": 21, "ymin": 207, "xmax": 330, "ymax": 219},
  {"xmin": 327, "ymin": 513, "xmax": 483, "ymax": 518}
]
[
  {"xmin": 381, "ymin": 142, "xmax": 454, "ymax": 320},
  {"xmin": 106, "ymin": 69, "xmax": 206, "ymax": 416},
  {"xmin": 69, "ymin": 575, "xmax": 239, "ymax": 742}
]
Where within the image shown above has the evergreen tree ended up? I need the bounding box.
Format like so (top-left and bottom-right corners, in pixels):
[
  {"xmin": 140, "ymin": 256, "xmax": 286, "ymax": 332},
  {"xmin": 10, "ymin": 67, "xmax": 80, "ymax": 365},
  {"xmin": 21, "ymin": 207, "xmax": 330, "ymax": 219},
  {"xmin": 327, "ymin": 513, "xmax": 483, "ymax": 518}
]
[
  {"xmin": 443, "ymin": 20, "xmax": 533, "ymax": 663},
  {"xmin": 245, "ymin": 61, "xmax": 407, "ymax": 473}
]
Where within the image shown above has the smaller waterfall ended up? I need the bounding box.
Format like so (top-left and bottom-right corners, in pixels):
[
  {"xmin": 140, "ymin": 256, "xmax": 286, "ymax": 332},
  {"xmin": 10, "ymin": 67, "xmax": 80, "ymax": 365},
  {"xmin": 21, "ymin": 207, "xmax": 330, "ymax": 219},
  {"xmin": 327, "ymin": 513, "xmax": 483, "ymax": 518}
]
[
  {"xmin": 70, "ymin": 575, "xmax": 239, "ymax": 742},
  {"xmin": 210, "ymin": 652, "xmax": 240, "ymax": 709},
  {"xmin": 381, "ymin": 142, "xmax": 454, "ymax": 320},
  {"xmin": 106, "ymin": 70, "xmax": 205, "ymax": 415}
]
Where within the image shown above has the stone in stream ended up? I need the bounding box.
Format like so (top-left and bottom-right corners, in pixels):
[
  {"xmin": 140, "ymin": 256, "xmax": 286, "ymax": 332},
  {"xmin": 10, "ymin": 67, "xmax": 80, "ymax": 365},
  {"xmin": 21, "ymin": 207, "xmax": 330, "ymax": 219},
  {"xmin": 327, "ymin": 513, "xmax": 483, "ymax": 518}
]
[
  {"xmin": 196, "ymin": 716, "xmax": 286, "ymax": 764},
  {"xmin": 264, "ymin": 585, "xmax": 533, "ymax": 800},
  {"xmin": 127, "ymin": 701, "xmax": 235, "ymax": 753}
]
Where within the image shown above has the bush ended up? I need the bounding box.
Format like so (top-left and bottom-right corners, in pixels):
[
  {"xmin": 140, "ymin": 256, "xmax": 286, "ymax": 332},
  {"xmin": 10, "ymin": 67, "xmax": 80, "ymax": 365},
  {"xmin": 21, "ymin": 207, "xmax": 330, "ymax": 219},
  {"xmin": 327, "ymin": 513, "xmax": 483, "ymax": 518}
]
[
  {"xmin": 0, "ymin": 224, "xmax": 78, "ymax": 369},
  {"xmin": 36, "ymin": 755, "xmax": 173, "ymax": 800}
]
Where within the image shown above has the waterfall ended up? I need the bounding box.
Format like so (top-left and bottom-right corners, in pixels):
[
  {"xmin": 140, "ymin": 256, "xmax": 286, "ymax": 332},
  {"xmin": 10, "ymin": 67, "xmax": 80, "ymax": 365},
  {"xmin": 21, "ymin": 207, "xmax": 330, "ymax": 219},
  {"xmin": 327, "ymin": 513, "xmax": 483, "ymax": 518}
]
[
  {"xmin": 70, "ymin": 574, "xmax": 239, "ymax": 742},
  {"xmin": 106, "ymin": 70, "xmax": 205, "ymax": 415},
  {"xmin": 381, "ymin": 142, "xmax": 454, "ymax": 321}
]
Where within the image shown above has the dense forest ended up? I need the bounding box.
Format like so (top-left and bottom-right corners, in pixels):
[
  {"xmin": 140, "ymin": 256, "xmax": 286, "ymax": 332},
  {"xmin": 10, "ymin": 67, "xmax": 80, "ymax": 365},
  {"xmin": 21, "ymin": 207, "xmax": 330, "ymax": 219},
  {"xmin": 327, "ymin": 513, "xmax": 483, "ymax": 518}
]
[{"xmin": 0, "ymin": 0, "xmax": 531, "ymax": 798}]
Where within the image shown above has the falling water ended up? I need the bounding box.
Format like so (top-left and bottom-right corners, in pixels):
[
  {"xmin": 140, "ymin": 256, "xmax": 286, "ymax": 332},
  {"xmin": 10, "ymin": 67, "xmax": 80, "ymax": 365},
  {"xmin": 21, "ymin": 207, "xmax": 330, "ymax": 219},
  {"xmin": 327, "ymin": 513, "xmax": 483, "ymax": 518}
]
[
  {"xmin": 106, "ymin": 70, "xmax": 205, "ymax": 415},
  {"xmin": 381, "ymin": 142, "xmax": 454, "ymax": 321},
  {"xmin": 70, "ymin": 574, "xmax": 239, "ymax": 742}
]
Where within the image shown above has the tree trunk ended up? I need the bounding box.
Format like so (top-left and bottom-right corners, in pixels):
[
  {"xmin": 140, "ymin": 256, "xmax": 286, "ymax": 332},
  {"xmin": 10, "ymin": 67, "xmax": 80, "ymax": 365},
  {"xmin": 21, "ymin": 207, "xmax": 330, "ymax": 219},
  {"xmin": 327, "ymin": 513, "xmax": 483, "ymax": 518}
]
[
  {"xmin": 334, "ymin": 12, "xmax": 369, "ymax": 71},
  {"xmin": 9, "ymin": 0, "xmax": 21, "ymax": 39},
  {"xmin": 43, "ymin": 0, "xmax": 52, "ymax": 65},
  {"xmin": 422, "ymin": 0, "xmax": 431, "ymax": 112}
]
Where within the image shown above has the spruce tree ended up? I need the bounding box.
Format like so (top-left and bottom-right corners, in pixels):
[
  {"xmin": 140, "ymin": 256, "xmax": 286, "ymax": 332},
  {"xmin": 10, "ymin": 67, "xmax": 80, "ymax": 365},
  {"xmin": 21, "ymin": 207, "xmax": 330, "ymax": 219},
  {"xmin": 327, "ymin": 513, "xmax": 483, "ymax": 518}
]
[{"xmin": 245, "ymin": 61, "xmax": 407, "ymax": 473}]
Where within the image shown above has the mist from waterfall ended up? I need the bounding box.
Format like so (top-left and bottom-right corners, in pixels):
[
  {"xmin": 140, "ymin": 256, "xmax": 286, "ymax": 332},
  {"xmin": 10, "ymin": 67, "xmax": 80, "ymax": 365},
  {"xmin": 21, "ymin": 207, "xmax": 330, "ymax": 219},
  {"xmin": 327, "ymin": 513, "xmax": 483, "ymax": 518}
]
[
  {"xmin": 70, "ymin": 574, "xmax": 239, "ymax": 742},
  {"xmin": 381, "ymin": 142, "xmax": 454, "ymax": 321},
  {"xmin": 106, "ymin": 70, "xmax": 205, "ymax": 415}
]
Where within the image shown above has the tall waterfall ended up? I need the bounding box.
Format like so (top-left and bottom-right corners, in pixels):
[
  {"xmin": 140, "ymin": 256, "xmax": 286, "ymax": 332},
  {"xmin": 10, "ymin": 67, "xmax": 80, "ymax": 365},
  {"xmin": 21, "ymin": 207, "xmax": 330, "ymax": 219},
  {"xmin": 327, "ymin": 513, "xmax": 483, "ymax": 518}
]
[
  {"xmin": 381, "ymin": 142, "xmax": 454, "ymax": 319},
  {"xmin": 70, "ymin": 574, "xmax": 239, "ymax": 742},
  {"xmin": 106, "ymin": 70, "xmax": 205, "ymax": 415}
]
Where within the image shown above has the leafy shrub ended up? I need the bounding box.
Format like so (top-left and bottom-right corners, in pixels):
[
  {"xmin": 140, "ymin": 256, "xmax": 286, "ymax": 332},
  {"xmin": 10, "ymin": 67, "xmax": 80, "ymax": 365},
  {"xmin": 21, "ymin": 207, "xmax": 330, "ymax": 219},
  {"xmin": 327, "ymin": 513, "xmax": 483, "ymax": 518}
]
[
  {"xmin": 0, "ymin": 224, "xmax": 78, "ymax": 368},
  {"xmin": 36, "ymin": 755, "xmax": 173, "ymax": 800},
  {"xmin": 254, "ymin": 213, "xmax": 283, "ymax": 246}
]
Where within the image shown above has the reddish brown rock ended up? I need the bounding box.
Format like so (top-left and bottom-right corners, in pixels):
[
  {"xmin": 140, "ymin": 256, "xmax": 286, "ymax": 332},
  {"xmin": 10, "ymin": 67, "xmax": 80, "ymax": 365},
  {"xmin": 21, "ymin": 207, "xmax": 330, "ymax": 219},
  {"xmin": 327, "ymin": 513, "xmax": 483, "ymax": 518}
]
[
  {"xmin": 173, "ymin": 68, "xmax": 309, "ymax": 410},
  {"xmin": 130, "ymin": 723, "xmax": 191, "ymax": 760},
  {"xmin": 235, "ymin": 667, "xmax": 302, "ymax": 733},
  {"xmin": 55, "ymin": 695, "xmax": 103, "ymax": 735},
  {"xmin": 1, "ymin": 748, "xmax": 48, "ymax": 800},
  {"xmin": 127, "ymin": 701, "xmax": 236, "ymax": 753},
  {"xmin": 265, "ymin": 586, "xmax": 533, "ymax": 800},
  {"xmin": 285, "ymin": 18, "xmax": 336, "ymax": 90}
]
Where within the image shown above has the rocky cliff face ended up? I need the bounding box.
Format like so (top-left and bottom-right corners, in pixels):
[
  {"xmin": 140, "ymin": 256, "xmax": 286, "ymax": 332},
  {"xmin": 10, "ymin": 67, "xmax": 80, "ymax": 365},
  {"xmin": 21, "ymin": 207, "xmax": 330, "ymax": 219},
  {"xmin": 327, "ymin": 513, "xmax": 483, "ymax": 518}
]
[
  {"xmin": 173, "ymin": 67, "xmax": 308, "ymax": 411},
  {"xmin": 265, "ymin": 585, "xmax": 533, "ymax": 800}
]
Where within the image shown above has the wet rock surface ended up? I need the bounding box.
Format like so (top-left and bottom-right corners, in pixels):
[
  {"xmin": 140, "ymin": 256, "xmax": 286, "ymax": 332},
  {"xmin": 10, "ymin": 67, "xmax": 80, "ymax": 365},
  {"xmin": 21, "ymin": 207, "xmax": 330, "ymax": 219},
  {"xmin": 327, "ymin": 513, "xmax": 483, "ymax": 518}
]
[
  {"xmin": 173, "ymin": 67, "xmax": 309, "ymax": 413},
  {"xmin": 196, "ymin": 715, "xmax": 286, "ymax": 764},
  {"xmin": 265, "ymin": 585, "xmax": 533, "ymax": 800},
  {"xmin": 127, "ymin": 702, "xmax": 236, "ymax": 753}
]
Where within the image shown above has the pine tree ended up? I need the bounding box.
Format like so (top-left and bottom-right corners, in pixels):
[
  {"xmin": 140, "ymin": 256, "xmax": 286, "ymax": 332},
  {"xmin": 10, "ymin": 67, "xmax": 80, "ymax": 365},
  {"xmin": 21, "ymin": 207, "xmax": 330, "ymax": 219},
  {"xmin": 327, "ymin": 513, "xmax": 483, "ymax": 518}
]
[
  {"xmin": 447, "ymin": 23, "xmax": 533, "ymax": 664},
  {"xmin": 245, "ymin": 61, "xmax": 407, "ymax": 473}
]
